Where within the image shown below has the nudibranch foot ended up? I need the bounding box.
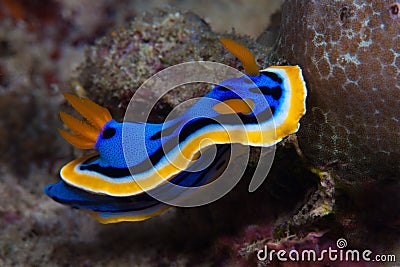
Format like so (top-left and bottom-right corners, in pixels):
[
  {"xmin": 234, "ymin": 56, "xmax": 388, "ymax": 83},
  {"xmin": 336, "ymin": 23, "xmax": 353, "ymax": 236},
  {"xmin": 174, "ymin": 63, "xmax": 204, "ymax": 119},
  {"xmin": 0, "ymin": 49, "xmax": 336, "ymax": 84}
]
[{"xmin": 45, "ymin": 145, "xmax": 231, "ymax": 223}]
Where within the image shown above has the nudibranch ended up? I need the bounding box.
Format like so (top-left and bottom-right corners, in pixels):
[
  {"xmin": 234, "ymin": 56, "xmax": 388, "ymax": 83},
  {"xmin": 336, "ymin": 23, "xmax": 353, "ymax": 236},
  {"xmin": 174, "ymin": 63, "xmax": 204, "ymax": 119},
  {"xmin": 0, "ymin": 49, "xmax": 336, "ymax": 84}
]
[{"xmin": 45, "ymin": 37, "xmax": 307, "ymax": 224}]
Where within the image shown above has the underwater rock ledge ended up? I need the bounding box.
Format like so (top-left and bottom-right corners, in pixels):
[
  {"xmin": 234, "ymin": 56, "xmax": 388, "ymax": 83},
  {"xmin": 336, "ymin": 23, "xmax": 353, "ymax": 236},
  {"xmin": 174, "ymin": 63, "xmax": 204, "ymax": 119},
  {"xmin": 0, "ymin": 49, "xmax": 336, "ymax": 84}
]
[{"xmin": 74, "ymin": 8, "xmax": 271, "ymax": 122}]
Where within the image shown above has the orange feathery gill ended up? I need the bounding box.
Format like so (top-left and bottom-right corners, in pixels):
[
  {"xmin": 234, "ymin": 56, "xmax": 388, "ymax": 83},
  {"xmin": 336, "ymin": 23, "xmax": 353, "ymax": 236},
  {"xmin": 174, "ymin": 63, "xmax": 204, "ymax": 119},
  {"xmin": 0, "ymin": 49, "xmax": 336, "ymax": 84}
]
[
  {"xmin": 219, "ymin": 37, "xmax": 260, "ymax": 76},
  {"xmin": 58, "ymin": 93, "xmax": 112, "ymax": 149}
]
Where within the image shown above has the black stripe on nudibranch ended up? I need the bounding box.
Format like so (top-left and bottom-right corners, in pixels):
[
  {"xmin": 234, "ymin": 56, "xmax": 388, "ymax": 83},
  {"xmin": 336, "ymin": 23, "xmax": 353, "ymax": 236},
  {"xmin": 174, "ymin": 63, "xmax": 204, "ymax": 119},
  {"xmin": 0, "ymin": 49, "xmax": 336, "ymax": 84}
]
[
  {"xmin": 178, "ymin": 117, "xmax": 219, "ymax": 143},
  {"xmin": 79, "ymin": 107, "xmax": 276, "ymax": 179},
  {"xmin": 61, "ymin": 147, "xmax": 232, "ymax": 214},
  {"xmin": 149, "ymin": 121, "xmax": 181, "ymax": 140},
  {"xmin": 80, "ymin": 164, "xmax": 132, "ymax": 178},
  {"xmin": 234, "ymin": 108, "xmax": 274, "ymax": 124},
  {"xmin": 260, "ymin": 71, "xmax": 283, "ymax": 84},
  {"xmin": 216, "ymin": 85, "xmax": 234, "ymax": 91},
  {"xmin": 249, "ymin": 86, "xmax": 283, "ymax": 101},
  {"xmin": 178, "ymin": 109, "xmax": 276, "ymax": 144},
  {"xmin": 269, "ymin": 86, "xmax": 283, "ymax": 100},
  {"xmin": 146, "ymin": 110, "xmax": 274, "ymax": 171}
]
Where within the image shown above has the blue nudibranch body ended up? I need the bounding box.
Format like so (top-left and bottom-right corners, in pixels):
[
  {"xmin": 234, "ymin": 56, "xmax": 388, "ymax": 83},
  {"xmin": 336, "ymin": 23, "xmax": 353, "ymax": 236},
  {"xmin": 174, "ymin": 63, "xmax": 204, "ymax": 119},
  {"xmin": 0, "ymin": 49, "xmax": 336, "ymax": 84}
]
[{"xmin": 45, "ymin": 38, "xmax": 307, "ymax": 223}]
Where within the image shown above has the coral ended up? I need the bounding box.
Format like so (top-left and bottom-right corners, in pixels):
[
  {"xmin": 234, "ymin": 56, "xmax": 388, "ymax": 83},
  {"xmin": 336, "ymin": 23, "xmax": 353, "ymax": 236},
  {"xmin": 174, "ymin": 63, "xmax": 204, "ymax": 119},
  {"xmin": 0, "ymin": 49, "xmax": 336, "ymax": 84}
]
[
  {"xmin": 278, "ymin": 0, "xmax": 400, "ymax": 184},
  {"xmin": 277, "ymin": 0, "xmax": 400, "ymax": 251}
]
